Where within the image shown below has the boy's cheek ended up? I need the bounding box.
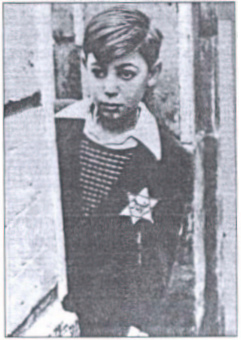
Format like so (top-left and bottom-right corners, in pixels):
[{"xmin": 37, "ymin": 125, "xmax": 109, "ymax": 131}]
[
  {"xmin": 125, "ymin": 86, "xmax": 146, "ymax": 105},
  {"xmin": 87, "ymin": 82, "xmax": 102, "ymax": 98}
]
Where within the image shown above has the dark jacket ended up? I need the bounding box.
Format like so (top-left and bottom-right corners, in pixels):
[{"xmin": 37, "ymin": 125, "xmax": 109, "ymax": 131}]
[{"xmin": 55, "ymin": 117, "xmax": 193, "ymax": 336}]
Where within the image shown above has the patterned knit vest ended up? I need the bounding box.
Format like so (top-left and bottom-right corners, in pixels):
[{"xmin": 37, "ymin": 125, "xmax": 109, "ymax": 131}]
[{"xmin": 79, "ymin": 137, "xmax": 133, "ymax": 217}]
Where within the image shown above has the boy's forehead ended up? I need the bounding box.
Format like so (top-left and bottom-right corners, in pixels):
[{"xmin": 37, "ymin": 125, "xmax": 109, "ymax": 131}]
[{"xmin": 86, "ymin": 52, "xmax": 148, "ymax": 69}]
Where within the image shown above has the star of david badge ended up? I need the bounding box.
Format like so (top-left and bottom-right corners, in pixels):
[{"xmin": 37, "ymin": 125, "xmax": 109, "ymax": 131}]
[{"xmin": 119, "ymin": 187, "xmax": 158, "ymax": 225}]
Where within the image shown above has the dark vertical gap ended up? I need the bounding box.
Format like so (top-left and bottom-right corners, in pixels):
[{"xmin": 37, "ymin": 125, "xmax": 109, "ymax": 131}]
[
  {"xmin": 194, "ymin": 3, "xmax": 218, "ymax": 133},
  {"xmin": 199, "ymin": 136, "xmax": 219, "ymax": 335},
  {"xmin": 53, "ymin": 46, "xmax": 59, "ymax": 101},
  {"xmin": 193, "ymin": 2, "xmax": 220, "ymax": 334},
  {"xmin": 193, "ymin": 3, "xmax": 202, "ymax": 133},
  {"xmin": 199, "ymin": 38, "xmax": 212, "ymax": 132},
  {"xmin": 214, "ymin": 34, "xmax": 220, "ymax": 128}
]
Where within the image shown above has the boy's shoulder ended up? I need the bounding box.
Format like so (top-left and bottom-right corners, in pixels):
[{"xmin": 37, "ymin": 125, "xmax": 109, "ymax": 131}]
[{"xmin": 159, "ymin": 123, "xmax": 192, "ymax": 161}]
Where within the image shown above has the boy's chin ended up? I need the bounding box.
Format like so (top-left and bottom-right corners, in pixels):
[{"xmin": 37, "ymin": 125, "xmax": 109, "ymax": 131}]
[{"xmin": 96, "ymin": 108, "xmax": 138, "ymax": 134}]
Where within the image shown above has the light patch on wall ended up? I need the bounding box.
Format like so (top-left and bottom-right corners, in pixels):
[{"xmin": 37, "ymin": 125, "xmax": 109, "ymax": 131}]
[{"xmin": 4, "ymin": 4, "xmax": 41, "ymax": 103}]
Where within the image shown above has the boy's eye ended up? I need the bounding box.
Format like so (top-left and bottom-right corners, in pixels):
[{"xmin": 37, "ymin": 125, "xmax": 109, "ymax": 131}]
[
  {"xmin": 118, "ymin": 69, "xmax": 136, "ymax": 81},
  {"xmin": 91, "ymin": 68, "xmax": 106, "ymax": 79}
]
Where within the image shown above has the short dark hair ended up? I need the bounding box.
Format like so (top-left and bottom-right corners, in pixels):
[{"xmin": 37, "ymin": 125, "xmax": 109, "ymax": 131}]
[{"xmin": 83, "ymin": 7, "xmax": 163, "ymax": 70}]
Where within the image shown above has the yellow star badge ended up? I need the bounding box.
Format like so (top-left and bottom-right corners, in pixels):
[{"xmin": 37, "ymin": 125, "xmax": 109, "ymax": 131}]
[{"xmin": 119, "ymin": 187, "xmax": 158, "ymax": 225}]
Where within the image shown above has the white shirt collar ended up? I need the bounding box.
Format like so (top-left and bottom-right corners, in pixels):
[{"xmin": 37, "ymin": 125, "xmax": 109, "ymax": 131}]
[{"xmin": 56, "ymin": 98, "xmax": 162, "ymax": 161}]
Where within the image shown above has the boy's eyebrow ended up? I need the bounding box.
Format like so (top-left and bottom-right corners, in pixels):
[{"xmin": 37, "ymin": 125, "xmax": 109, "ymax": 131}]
[{"xmin": 115, "ymin": 63, "xmax": 139, "ymax": 69}]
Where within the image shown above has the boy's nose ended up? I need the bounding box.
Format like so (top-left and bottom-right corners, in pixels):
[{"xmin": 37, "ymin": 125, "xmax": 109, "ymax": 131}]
[
  {"xmin": 105, "ymin": 91, "xmax": 118, "ymax": 98},
  {"xmin": 103, "ymin": 75, "xmax": 119, "ymax": 98}
]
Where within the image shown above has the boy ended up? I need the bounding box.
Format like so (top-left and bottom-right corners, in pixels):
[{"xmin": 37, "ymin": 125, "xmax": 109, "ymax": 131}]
[{"xmin": 56, "ymin": 7, "xmax": 193, "ymax": 337}]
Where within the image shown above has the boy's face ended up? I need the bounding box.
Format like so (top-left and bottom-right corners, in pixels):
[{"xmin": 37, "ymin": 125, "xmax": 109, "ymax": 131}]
[{"xmin": 85, "ymin": 51, "xmax": 150, "ymax": 125}]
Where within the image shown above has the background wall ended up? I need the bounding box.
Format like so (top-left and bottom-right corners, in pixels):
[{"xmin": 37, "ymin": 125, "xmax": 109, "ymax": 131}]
[
  {"xmin": 4, "ymin": 4, "xmax": 68, "ymax": 335},
  {"xmin": 4, "ymin": 5, "xmax": 40, "ymax": 103}
]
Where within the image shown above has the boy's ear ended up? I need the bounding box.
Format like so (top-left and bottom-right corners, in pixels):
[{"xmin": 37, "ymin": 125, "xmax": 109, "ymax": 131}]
[{"xmin": 147, "ymin": 61, "xmax": 162, "ymax": 87}]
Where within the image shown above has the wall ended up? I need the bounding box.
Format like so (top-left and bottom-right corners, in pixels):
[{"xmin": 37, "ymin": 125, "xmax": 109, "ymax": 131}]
[
  {"xmin": 5, "ymin": 107, "xmax": 58, "ymax": 334},
  {"xmin": 4, "ymin": 4, "xmax": 67, "ymax": 335},
  {"xmin": 191, "ymin": 3, "xmax": 236, "ymax": 335},
  {"xmin": 216, "ymin": 3, "xmax": 236, "ymax": 335},
  {"xmin": 4, "ymin": 5, "xmax": 40, "ymax": 104},
  {"xmin": 52, "ymin": 4, "xmax": 82, "ymax": 107}
]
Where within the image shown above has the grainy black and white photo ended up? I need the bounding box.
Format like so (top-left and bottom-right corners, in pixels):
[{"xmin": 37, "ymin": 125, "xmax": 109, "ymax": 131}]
[{"xmin": 4, "ymin": 2, "xmax": 236, "ymax": 337}]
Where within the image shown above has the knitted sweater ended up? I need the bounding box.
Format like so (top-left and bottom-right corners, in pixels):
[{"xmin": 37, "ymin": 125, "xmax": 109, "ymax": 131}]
[{"xmin": 55, "ymin": 117, "xmax": 193, "ymax": 336}]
